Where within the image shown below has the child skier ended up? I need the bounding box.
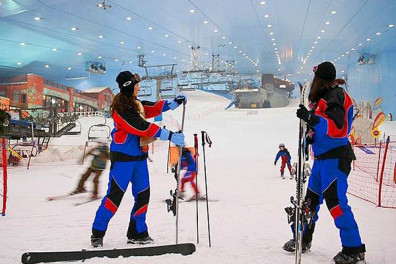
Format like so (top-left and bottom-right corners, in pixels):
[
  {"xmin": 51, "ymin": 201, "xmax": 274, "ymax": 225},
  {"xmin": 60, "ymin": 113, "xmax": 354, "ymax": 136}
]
[
  {"xmin": 71, "ymin": 140, "xmax": 110, "ymax": 199},
  {"xmin": 274, "ymin": 143, "xmax": 293, "ymax": 179},
  {"xmin": 179, "ymin": 147, "xmax": 199, "ymax": 200},
  {"xmin": 90, "ymin": 71, "xmax": 186, "ymax": 247}
]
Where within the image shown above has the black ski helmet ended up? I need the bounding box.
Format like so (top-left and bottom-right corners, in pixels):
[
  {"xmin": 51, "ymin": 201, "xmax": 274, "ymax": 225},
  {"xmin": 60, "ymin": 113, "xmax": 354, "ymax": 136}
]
[{"xmin": 115, "ymin": 71, "xmax": 141, "ymax": 96}]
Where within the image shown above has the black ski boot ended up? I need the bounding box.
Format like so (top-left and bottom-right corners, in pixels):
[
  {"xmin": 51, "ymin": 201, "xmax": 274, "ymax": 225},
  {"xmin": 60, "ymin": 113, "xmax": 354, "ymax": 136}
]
[
  {"xmin": 282, "ymin": 239, "xmax": 311, "ymax": 253},
  {"xmin": 281, "ymin": 172, "xmax": 285, "ymax": 179},
  {"xmin": 90, "ymin": 235, "xmax": 103, "ymax": 248},
  {"xmin": 333, "ymin": 251, "xmax": 366, "ymax": 264},
  {"xmin": 127, "ymin": 236, "xmax": 154, "ymax": 245}
]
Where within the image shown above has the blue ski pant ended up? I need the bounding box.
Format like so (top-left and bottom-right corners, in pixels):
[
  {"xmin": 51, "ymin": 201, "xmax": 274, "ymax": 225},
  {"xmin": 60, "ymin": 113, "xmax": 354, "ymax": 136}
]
[
  {"xmin": 305, "ymin": 158, "xmax": 363, "ymax": 248},
  {"xmin": 92, "ymin": 159, "xmax": 150, "ymax": 238}
]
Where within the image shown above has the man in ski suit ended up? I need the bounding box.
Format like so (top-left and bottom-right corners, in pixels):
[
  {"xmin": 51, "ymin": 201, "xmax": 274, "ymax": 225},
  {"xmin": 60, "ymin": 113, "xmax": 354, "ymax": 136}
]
[
  {"xmin": 274, "ymin": 143, "xmax": 293, "ymax": 179},
  {"xmin": 90, "ymin": 71, "xmax": 186, "ymax": 247},
  {"xmin": 283, "ymin": 62, "xmax": 365, "ymax": 264},
  {"xmin": 179, "ymin": 148, "xmax": 199, "ymax": 199},
  {"xmin": 72, "ymin": 140, "xmax": 110, "ymax": 199}
]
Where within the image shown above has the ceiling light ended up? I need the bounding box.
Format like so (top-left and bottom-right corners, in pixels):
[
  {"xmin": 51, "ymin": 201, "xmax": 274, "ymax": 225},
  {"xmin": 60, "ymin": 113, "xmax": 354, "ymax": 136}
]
[
  {"xmin": 67, "ymin": 67, "xmax": 72, "ymax": 70},
  {"xmin": 242, "ymin": 53, "xmax": 246, "ymax": 56},
  {"xmin": 267, "ymin": 24, "xmax": 272, "ymax": 28},
  {"xmin": 126, "ymin": 17, "xmax": 132, "ymax": 21},
  {"xmin": 214, "ymin": 29, "xmax": 219, "ymax": 33},
  {"xmin": 71, "ymin": 27, "xmax": 78, "ymax": 31},
  {"xmin": 274, "ymin": 48, "xmax": 278, "ymax": 50},
  {"xmin": 229, "ymin": 41, "xmax": 232, "ymax": 44},
  {"xmin": 325, "ymin": 21, "xmax": 330, "ymax": 25},
  {"xmin": 120, "ymin": 41, "xmax": 124, "ymax": 45},
  {"xmin": 341, "ymin": 54, "xmax": 345, "ymax": 57},
  {"xmin": 17, "ymin": 62, "xmax": 22, "ymax": 65},
  {"xmin": 239, "ymin": 50, "xmax": 242, "ymax": 53},
  {"xmin": 189, "ymin": 9, "xmax": 195, "ymax": 13},
  {"xmin": 376, "ymin": 32, "xmax": 381, "ymax": 35},
  {"xmin": 366, "ymin": 38, "xmax": 371, "ymax": 41},
  {"xmin": 321, "ymin": 30, "xmax": 325, "ymax": 33},
  {"xmin": 234, "ymin": 46, "xmax": 237, "ymax": 49},
  {"xmin": 44, "ymin": 64, "xmax": 49, "ymax": 68},
  {"xmin": 260, "ymin": 1, "xmax": 266, "ymax": 5},
  {"xmin": 358, "ymin": 43, "xmax": 362, "ymax": 46},
  {"xmin": 312, "ymin": 46, "xmax": 315, "ymax": 49},
  {"xmin": 52, "ymin": 48, "xmax": 57, "ymax": 51},
  {"xmin": 351, "ymin": 48, "xmax": 355, "ymax": 50},
  {"xmin": 77, "ymin": 52, "xmax": 82, "ymax": 56},
  {"xmin": 309, "ymin": 50, "xmax": 312, "ymax": 52},
  {"xmin": 346, "ymin": 51, "xmax": 350, "ymax": 54},
  {"xmin": 162, "ymin": 53, "xmax": 166, "ymax": 56},
  {"xmin": 203, "ymin": 20, "xmax": 208, "ymax": 24},
  {"xmin": 114, "ymin": 58, "xmax": 119, "ymax": 62},
  {"xmin": 269, "ymin": 32, "xmax": 274, "ymax": 35},
  {"xmin": 331, "ymin": 11, "xmax": 336, "ymax": 14},
  {"xmin": 129, "ymin": 61, "xmax": 133, "ymax": 64},
  {"xmin": 314, "ymin": 41, "xmax": 318, "ymax": 44},
  {"xmin": 148, "ymin": 26, "xmax": 153, "ymax": 30},
  {"xmin": 34, "ymin": 16, "xmax": 41, "ymax": 21},
  {"xmin": 182, "ymin": 59, "xmax": 185, "ymax": 62},
  {"xmin": 151, "ymin": 50, "xmax": 155, "ymax": 53},
  {"xmin": 222, "ymin": 36, "xmax": 226, "ymax": 39},
  {"xmin": 273, "ymin": 43, "xmax": 276, "ymax": 45},
  {"xmin": 98, "ymin": 55, "xmax": 102, "ymax": 59},
  {"xmin": 278, "ymin": 69, "xmax": 281, "ymax": 71},
  {"xmin": 174, "ymin": 56, "xmax": 177, "ymax": 60},
  {"xmin": 317, "ymin": 36, "xmax": 321, "ymax": 39},
  {"xmin": 20, "ymin": 42, "xmax": 26, "ymax": 46},
  {"xmin": 271, "ymin": 38, "xmax": 275, "ymax": 41},
  {"xmin": 264, "ymin": 14, "xmax": 270, "ymax": 18},
  {"xmin": 137, "ymin": 46, "xmax": 141, "ymax": 49},
  {"xmin": 388, "ymin": 24, "xmax": 394, "ymax": 28},
  {"xmin": 164, "ymin": 34, "xmax": 169, "ymax": 38},
  {"xmin": 98, "ymin": 35, "xmax": 104, "ymax": 38},
  {"xmin": 297, "ymin": 71, "xmax": 300, "ymax": 74}
]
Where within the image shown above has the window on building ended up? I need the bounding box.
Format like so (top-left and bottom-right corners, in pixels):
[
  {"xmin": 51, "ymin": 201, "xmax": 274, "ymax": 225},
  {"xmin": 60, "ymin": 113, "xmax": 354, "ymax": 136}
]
[
  {"xmin": 13, "ymin": 90, "xmax": 19, "ymax": 102},
  {"xmin": 21, "ymin": 94, "xmax": 27, "ymax": 103}
]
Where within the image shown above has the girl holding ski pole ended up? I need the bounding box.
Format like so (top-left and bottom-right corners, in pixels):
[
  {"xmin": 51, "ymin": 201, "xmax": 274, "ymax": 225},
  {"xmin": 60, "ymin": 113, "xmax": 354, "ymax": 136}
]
[{"xmin": 90, "ymin": 71, "xmax": 186, "ymax": 247}]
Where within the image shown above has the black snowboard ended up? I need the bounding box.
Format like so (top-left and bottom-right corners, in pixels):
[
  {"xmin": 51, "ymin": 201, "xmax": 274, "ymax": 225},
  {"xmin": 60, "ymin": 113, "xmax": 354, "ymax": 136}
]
[{"xmin": 21, "ymin": 243, "xmax": 196, "ymax": 264}]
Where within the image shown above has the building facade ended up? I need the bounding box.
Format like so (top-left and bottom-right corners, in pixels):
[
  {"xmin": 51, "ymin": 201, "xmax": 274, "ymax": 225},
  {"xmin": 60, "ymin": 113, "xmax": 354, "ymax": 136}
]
[{"xmin": 0, "ymin": 74, "xmax": 114, "ymax": 112}]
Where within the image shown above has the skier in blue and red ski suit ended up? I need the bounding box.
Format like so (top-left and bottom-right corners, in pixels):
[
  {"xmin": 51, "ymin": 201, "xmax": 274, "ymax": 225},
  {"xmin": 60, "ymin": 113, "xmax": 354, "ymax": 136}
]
[
  {"xmin": 283, "ymin": 62, "xmax": 365, "ymax": 264},
  {"xmin": 274, "ymin": 143, "xmax": 292, "ymax": 178},
  {"xmin": 90, "ymin": 71, "xmax": 186, "ymax": 247},
  {"xmin": 180, "ymin": 148, "xmax": 199, "ymax": 198}
]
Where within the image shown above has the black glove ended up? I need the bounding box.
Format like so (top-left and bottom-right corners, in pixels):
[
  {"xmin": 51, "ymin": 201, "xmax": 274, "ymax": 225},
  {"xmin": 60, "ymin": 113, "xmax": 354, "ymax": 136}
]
[
  {"xmin": 296, "ymin": 104, "xmax": 319, "ymax": 127},
  {"xmin": 175, "ymin": 95, "xmax": 187, "ymax": 105},
  {"xmin": 274, "ymin": 161, "xmax": 277, "ymax": 166}
]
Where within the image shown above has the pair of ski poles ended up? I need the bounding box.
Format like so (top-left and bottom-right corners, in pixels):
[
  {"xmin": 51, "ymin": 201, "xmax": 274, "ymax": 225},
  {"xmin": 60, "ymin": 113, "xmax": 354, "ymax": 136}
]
[{"xmin": 170, "ymin": 104, "xmax": 212, "ymax": 247}]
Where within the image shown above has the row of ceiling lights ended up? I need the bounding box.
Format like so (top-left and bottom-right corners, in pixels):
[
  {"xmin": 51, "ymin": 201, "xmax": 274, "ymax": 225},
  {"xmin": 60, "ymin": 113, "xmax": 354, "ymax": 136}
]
[{"xmin": 331, "ymin": 24, "xmax": 394, "ymax": 66}]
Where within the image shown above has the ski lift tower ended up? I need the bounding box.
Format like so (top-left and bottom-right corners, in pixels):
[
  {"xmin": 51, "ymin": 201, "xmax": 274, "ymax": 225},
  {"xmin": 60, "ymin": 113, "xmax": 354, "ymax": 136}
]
[{"xmin": 138, "ymin": 54, "xmax": 177, "ymax": 100}]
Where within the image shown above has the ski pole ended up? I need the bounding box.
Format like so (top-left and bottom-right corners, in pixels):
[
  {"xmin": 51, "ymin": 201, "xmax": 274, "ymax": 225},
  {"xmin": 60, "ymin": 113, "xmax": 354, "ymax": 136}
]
[
  {"xmin": 201, "ymin": 131, "xmax": 212, "ymax": 247},
  {"xmin": 175, "ymin": 104, "xmax": 186, "ymax": 244},
  {"xmin": 194, "ymin": 133, "xmax": 199, "ymax": 244}
]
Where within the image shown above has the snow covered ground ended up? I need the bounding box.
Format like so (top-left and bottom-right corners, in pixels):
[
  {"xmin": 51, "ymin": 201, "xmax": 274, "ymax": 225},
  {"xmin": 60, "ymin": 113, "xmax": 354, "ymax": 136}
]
[{"xmin": 1, "ymin": 90, "xmax": 396, "ymax": 264}]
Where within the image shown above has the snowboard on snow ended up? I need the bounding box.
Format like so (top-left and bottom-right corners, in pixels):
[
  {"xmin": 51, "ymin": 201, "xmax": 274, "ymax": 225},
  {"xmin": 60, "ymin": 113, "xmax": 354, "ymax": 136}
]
[{"xmin": 21, "ymin": 243, "xmax": 196, "ymax": 264}]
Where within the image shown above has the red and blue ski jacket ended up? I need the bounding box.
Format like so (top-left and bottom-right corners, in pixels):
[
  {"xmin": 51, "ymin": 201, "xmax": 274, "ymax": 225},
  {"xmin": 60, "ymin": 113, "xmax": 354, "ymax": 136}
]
[
  {"xmin": 181, "ymin": 150, "xmax": 196, "ymax": 172},
  {"xmin": 275, "ymin": 149, "xmax": 291, "ymax": 164},
  {"xmin": 110, "ymin": 100, "xmax": 171, "ymax": 158},
  {"xmin": 311, "ymin": 86, "xmax": 354, "ymax": 157}
]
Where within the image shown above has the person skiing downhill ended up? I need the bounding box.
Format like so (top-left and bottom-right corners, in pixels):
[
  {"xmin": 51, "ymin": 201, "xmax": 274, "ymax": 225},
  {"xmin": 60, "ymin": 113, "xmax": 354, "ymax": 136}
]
[
  {"xmin": 179, "ymin": 147, "xmax": 199, "ymax": 199},
  {"xmin": 90, "ymin": 71, "xmax": 186, "ymax": 247},
  {"xmin": 71, "ymin": 139, "xmax": 110, "ymax": 199},
  {"xmin": 274, "ymin": 143, "xmax": 293, "ymax": 179},
  {"xmin": 283, "ymin": 62, "xmax": 365, "ymax": 264}
]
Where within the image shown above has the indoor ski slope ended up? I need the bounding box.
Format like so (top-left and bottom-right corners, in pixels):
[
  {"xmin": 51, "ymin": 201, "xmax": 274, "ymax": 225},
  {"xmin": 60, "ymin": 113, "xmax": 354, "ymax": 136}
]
[{"xmin": 1, "ymin": 90, "xmax": 395, "ymax": 264}]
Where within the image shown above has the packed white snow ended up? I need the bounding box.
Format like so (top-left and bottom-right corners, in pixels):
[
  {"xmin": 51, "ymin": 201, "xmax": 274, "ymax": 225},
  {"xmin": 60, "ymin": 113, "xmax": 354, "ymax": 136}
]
[{"xmin": 1, "ymin": 90, "xmax": 395, "ymax": 263}]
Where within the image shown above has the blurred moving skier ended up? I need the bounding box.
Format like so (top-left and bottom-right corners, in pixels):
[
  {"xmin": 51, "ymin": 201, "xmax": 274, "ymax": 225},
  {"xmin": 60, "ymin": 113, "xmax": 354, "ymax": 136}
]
[
  {"xmin": 90, "ymin": 71, "xmax": 186, "ymax": 247},
  {"xmin": 283, "ymin": 62, "xmax": 365, "ymax": 264},
  {"xmin": 179, "ymin": 147, "xmax": 200, "ymax": 200},
  {"xmin": 71, "ymin": 140, "xmax": 110, "ymax": 199},
  {"xmin": 274, "ymin": 143, "xmax": 293, "ymax": 179}
]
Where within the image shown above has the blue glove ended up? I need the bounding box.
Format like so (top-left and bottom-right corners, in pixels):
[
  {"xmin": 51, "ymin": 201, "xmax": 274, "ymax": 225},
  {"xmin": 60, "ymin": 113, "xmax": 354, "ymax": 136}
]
[
  {"xmin": 158, "ymin": 128, "xmax": 185, "ymax": 146},
  {"xmin": 170, "ymin": 132, "xmax": 185, "ymax": 146},
  {"xmin": 175, "ymin": 95, "xmax": 187, "ymax": 105},
  {"xmin": 167, "ymin": 100, "xmax": 179, "ymax": 110}
]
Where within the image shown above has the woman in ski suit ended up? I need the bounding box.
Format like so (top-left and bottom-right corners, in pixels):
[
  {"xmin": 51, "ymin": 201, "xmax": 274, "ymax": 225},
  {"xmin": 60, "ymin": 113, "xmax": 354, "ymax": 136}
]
[
  {"xmin": 283, "ymin": 62, "xmax": 365, "ymax": 264},
  {"xmin": 90, "ymin": 71, "xmax": 186, "ymax": 247},
  {"xmin": 179, "ymin": 147, "xmax": 199, "ymax": 198}
]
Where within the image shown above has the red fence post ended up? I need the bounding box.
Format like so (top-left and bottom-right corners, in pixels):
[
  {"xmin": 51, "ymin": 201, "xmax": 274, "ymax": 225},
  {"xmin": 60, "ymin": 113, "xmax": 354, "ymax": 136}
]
[
  {"xmin": 376, "ymin": 140, "xmax": 382, "ymax": 181},
  {"xmin": 2, "ymin": 138, "xmax": 7, "ymax": 216},
  {"xmin": 378, "ymin": 136, "xmax": 390, "ymax": 207}
]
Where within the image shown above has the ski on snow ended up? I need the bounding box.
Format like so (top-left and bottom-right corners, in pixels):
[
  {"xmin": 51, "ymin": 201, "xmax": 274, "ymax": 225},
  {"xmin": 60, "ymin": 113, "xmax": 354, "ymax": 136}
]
[
  {"xmin": 73, "ymin": 197, "xmax": 101, "ymax": 206},
  {"xmin": 21, "ymin": 243, "xmax": 196, "ymax": 264}
]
